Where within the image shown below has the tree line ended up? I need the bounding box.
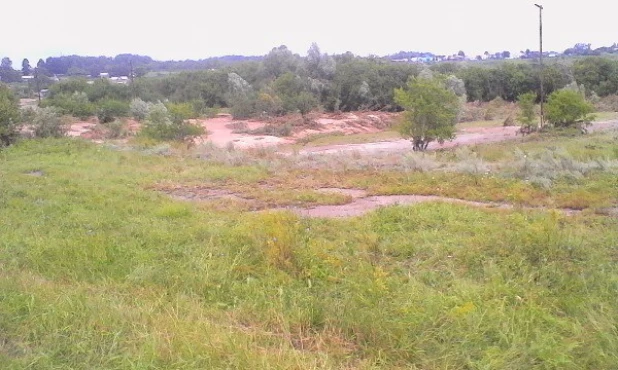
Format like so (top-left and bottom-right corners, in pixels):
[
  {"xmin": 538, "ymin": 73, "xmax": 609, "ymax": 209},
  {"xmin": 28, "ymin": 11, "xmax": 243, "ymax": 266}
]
[
  {"xmin": 4, "ymin": 45, "xmax": 618, "ymax": 121},
  {"xmin": 0, "ymin": 54, "xmax": 263, "ymax": 82}
]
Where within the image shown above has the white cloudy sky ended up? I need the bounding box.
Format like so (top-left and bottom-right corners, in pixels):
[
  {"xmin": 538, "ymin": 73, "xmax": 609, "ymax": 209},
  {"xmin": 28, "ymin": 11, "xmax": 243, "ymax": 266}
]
[{"xmin": 1, "ymin": 0, "xmax": 616, "ymax": 62}]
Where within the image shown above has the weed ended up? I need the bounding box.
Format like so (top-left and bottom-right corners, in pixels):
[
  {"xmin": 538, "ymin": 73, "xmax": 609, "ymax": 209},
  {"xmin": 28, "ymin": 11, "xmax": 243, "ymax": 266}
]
[
  {"xmin": 508, "ymin": 147, "xmax": 618, "ymax": 189},
  {"xmin": 1, "ymin": 137, "xmax": 618, "ymax": 368}
]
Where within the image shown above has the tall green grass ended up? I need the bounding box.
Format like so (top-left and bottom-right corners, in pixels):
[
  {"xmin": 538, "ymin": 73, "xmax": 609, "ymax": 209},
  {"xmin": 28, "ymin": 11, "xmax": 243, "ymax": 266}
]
[{"xmin": 1, "ymin": 139, "xmax": 617, "ymax": 368}]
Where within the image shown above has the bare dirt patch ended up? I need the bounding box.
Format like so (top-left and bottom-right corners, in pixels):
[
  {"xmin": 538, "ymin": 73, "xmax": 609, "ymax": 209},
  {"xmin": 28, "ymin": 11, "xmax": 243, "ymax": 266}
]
[
  {"xmin": 193, "ymin": 112, "xmax": 397, "ymax": 149},
  {"xmin": 64, "ymin": 118, "xmax": 141, "ymax": 141},
  {"xmin": 195, "ymin": 114, "xmax": 293, "ymax": 148},
  {"xmin": 293, "ymin": 112, "xmax": 394, "ymax": 139},
  {"xmin": 66, "ymin": 122, "xmax": 98, "ymax": 138}
]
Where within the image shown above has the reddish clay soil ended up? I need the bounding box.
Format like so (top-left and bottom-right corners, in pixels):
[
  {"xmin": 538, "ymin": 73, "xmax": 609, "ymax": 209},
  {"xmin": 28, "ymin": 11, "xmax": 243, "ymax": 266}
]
[
  {"xmin": 193, "ymin": 114, "xmax": 294, "ymax": 148},
  {"xmin": 63, "ymin": 110, "xmax": 618, "ymax": 154},
  {"xmin": 66, "ymin": 122, "xmax": 98, "ymax": 138},
  {"xmin": 191, "ymin": 112, "xmax": 393, "ymax": 148}
]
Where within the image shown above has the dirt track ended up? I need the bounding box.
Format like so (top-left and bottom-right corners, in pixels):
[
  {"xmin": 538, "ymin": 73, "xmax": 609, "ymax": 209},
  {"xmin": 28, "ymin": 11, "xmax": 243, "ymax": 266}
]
[{"xmin": 298, "ymin": 120, "xmax": 618, "ymax": 155}]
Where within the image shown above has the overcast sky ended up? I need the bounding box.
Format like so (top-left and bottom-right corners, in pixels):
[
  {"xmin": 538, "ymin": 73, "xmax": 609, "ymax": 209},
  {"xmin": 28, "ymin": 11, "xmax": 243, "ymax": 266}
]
[{"xmin": 1, "ymin": 0, "xmax": 616, "ymax": 63}]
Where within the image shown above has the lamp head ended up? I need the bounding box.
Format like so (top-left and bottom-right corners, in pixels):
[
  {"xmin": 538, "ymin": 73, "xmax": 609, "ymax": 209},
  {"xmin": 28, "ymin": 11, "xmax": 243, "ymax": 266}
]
[{"xmin": 534, "ymin": 4, "xmax": 543, "ymax": 9}]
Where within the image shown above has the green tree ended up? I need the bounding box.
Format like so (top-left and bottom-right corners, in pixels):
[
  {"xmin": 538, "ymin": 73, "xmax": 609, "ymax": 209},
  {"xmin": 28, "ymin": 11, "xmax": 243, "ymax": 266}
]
[
  {"xmin": 545, "ymin": 89, "xmax": 595, "ymax": 129},
  {"xmin": 263, "ymin": 45, "xmax": 298, "ymax": 78},
  {"xmin": 295, "ymin": 91, "xmax": 318, "ymax": 119},
  {"xmin": 272, "ymin": 72, "xmax": 305, "ymax": 113},
  {"xmin": 0, "ymin": 84, "xmax": 20, "ymax": 146},
  {"xmin": 394, "ymin": 77, "xmax": 461, "ymax": 151},
  {"xmin": 21, "ymin": 59, "xmax": 32, "ymax": 76},
  {"xmin": 516, "ymin": 92, "xmax": 537, "ymax": 132},
  {"xmin": 306, "ymin": 43, "xmax": 322, "ymax": 78},
  {"xmin": 0, "ymin": 57, "xmax": 21, "ymax": 83},
  {"xmin": 572, "ymin": 57, "xmax": 618, "ymax": 96}
]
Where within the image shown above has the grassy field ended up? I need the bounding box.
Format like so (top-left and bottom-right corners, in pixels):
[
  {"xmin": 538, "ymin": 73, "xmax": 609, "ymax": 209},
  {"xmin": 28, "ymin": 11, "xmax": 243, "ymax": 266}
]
[{"xmin": 1, "ymin": 132, "xmax": 618, "ymax": 369}]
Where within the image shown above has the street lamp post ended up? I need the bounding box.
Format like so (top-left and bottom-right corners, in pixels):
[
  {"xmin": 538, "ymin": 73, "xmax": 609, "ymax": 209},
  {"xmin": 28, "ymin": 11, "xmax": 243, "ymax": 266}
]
[{"xmin": 535, "ymin": 3, "xmax": 544, "ymax": 128}]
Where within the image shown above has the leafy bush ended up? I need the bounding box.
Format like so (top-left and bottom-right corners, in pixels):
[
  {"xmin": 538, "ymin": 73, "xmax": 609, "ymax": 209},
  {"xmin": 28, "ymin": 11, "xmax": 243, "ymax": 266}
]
[
  {"xmin": 29, "ymin": 107, "xmax": 67, "ymax": 138},
  {"xmin": 516, "ymin": 92, "xmax": 537, "ymax": 130},
  {"xmin": 130, "ymin": 98, "xmax": 153, "ymax": 121},
  {"xmin": 20, "ymin": 106, "xmax": 37, "ymax": 123},
  {"xmin": 96, "ymin": 100, "xmax": 129, "ymax": 123},
  {"xmin": 249, "ymin": 123, "xmax": 293, "ymax": 137},
  {"xmin": 0, "ymin": 83, "xmax": 20, "ymax": 146},
  {"xmin": 546, "ymin": 90, "xmax": 595, "ymax": 128},
  {"xmin": 165, "ymin": 102, "xmax": 197, "ymax": 123},
  {"xmin": 230, "ymin": 94, "xmax": 257, "ymax": 119},
  {"xmin": 45, "ymin": 91, "xmax": 96, "ymax": 119},
  {"xmin": 140, "ymin": 102, "xmax": 204, "ymax": 141},
  {"xmin": 255, "ymin": 91, "xmax": 284, "ymax": 117}
]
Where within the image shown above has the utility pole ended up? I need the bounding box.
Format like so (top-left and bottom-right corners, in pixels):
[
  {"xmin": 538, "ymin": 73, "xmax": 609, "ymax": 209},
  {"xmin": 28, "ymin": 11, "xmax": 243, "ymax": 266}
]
[
  {"xmin": 34, "ymin": 67, "xmax": 41, "ymax": 104},
  {"xmin": 130, "ymin": 60, "xmax": 137, "ymax": 99},
  {"xmin": 535, "ymin": 4, "xmax": 544, "ymax": 128}
]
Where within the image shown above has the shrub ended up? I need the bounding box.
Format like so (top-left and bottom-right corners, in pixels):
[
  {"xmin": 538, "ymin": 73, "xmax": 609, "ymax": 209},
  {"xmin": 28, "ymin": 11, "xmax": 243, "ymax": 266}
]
[
  {"xmin": 503, "ymin": 115, "xmax": 515, "ymax": 126},
  {"xmin": 230, "ymin": 94, "xmax": 257, "ymax": 119},
  {"xmin": 255, "ymin": 91, "xmax": 284, "ymax": 117},
  {"xmin": 166, "ymin": 102, "xmax": 197, "ymax": 123},
  {"xmin": 0, "ymin": 84, "xmax": 20, "ymax": 146},
  {"xmin": 96, "ymin": 100, "xmax": 129, "ymax": 123},
  {"xmin": 141, "ymin": 102, "xmax": 204, "ymax": 142},
  {"xmin": 546, "ymin": 90, "xmax": 595, "ymax": 128},
  {"xmin": 201, "ymin": 106, "xmax": 220, "ymax": 118},
  {"xmin": 45, "ymin": 91, "xmax": 95, "ymax": 119},
  {"xmin": 227, "ymin": 121, "xmax": 249, "ymax": 133},
  {"xmin": 402, "ymin": 152, "xmax": 439, "ymax": 172},
  {"xmin": 30, "ymin": 107, "xmax": 67, "ymax": 138},
  {"xmin": 130, "ymin": 98, "xmax": 152, "ymax": 121},
  {"xmin": 453, "ymin": 147, "xmax": 490, "ymax": 181},
  {"xmin": 256, "ymin": 124, "xmax": 292, "ymax": 137},
  {"xmin": 509, "ymin": 148, "xmax": 617, "ymax": 189},
  {"xmin": 516, "ymin": 92, "xmax": 538, "ymax": 130}
]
